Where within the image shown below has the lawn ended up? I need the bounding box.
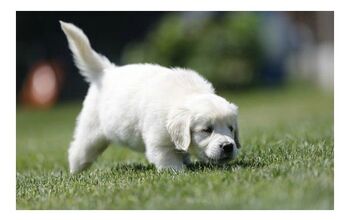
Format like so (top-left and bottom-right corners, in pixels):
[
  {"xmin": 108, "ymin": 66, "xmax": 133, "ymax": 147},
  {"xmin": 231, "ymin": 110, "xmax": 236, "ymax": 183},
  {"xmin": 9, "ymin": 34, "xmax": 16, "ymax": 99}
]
[{"xmin": 16, "ymin": 84, "xmax": 334, "ymax": 209}]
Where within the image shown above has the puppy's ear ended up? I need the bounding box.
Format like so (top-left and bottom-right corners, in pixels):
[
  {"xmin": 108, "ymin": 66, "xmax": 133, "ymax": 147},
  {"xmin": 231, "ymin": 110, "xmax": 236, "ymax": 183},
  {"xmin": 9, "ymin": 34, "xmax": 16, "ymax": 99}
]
[
  {"xmin": 166, "ymin": 108, "xmax": 191, "ymax": 151},
  {"xmin": 234, "ymin": 121, "xmax": 241, "ymax": 149},
  {"xmin": 230, "ymin": 103, "xmax": 241, "ymax": 149}
]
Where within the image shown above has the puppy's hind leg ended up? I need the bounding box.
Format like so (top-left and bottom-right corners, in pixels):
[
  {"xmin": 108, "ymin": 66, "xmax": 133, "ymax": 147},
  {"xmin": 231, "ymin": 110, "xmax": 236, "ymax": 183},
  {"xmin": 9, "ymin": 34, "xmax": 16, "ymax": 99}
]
[{"xmin": 68, "ymin": 109, "xmax": 109, "ymax": 174}]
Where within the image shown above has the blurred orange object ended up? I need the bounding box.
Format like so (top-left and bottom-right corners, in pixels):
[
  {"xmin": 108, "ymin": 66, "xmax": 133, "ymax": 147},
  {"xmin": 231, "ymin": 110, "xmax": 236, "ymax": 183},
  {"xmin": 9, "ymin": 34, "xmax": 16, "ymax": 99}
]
[{"xmin": 20, "ymin": 60, "xmax": 64, "ymax": 109}]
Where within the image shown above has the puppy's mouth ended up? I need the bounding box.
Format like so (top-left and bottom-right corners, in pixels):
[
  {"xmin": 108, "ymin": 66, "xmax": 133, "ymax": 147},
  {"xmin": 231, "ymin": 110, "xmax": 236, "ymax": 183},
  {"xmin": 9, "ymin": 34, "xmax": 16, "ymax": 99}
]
[{"xmin": 217, "ymin": 155, "xmax": 234, "ymax": 164}]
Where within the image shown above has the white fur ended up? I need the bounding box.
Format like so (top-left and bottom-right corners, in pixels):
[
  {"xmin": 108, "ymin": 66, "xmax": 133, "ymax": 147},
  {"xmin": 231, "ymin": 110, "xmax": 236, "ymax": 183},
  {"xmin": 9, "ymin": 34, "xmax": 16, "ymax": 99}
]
[{"xmin": 60, "ymin": 21, "xmax": 241, "ymax": 173}]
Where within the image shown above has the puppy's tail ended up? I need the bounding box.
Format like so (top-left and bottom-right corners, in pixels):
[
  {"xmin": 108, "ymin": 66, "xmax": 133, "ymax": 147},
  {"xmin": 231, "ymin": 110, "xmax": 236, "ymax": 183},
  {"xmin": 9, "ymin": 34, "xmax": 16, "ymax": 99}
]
[{"xmin": 60, "ymin": 21, "xmax": 112, "ymax": 83}]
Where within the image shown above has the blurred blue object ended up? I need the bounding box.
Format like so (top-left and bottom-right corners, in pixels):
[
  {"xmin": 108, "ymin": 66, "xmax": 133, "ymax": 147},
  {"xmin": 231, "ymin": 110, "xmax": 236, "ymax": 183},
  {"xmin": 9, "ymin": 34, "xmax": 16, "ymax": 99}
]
[{"xmin": 258, "ymin": 12, "xmax": 294, "ymax": 86}]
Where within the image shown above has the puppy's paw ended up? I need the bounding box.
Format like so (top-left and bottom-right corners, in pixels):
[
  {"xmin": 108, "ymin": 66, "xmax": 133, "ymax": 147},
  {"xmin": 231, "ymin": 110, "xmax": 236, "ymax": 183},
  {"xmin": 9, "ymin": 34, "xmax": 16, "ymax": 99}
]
[
  {"xmin": 156, "ymin": 164, "xmax": 186, "ymax": 173},
  {"xmin": 153, "ymin": 157, "xmax": 186, "ymax": 172}
]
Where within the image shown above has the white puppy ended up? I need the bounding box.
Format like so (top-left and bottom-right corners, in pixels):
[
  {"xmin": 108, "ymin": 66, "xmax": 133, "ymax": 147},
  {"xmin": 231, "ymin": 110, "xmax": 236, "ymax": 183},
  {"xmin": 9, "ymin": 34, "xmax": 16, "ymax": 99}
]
[{"xmin": 60, "ymin": 21, "xmax": 241, "ymax": 173}]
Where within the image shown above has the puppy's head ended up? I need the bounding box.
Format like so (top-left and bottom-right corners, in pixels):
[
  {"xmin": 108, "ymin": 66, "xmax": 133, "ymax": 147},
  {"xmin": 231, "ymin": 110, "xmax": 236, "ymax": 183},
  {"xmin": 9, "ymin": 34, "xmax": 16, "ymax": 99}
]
[{"xmin": 167, "ymin": 94, "xmax": 241, "ymax": 163}]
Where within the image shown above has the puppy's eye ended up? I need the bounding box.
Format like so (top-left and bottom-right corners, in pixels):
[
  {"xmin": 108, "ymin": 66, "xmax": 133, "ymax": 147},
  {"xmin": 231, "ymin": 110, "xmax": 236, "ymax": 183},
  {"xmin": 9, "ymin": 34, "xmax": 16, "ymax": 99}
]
[
  {"xmin": 201, "ymin": 126, "xmax": 213, "ymax": 133},
  {"xmin": 229, "ymin": 126, "xmax": 233, "ymax": 132}
]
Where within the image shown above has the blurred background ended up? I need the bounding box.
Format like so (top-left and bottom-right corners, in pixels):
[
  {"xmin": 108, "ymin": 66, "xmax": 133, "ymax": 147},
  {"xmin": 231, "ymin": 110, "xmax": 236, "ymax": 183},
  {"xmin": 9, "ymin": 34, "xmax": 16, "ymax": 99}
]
[{"xmin": 16, "ymin": 11, "xmax": 333, "ymax": 108}]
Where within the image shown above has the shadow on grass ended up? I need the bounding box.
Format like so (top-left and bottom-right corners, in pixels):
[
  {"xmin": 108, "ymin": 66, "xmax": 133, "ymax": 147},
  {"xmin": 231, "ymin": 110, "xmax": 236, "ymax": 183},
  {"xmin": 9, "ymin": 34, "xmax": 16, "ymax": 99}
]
[
  {"xmin": 186, "ymin": 159, "xmax": 266, "ymax": 171},
  {"xmin": 110, "ymin": 163, "xmax": 156, "ymax": 173},
  {"xmin": 109, "ymin": 158, "xmax": 266, "ymax": 173}
]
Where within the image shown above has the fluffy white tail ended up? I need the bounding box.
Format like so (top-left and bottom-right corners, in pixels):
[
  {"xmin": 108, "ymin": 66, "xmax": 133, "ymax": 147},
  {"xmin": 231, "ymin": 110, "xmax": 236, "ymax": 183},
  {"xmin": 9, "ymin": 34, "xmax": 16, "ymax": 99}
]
[{"xmin": 60, "ymin": 21, "xmax": 111, "ymax": 83}]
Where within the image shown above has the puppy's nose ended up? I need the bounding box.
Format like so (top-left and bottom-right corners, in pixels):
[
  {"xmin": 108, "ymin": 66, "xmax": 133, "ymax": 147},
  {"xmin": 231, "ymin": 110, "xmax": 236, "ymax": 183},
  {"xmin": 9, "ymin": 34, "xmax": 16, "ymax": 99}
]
[{"xmin": 221, "ymin": 143, "xmax": 234, "ymax": 153}]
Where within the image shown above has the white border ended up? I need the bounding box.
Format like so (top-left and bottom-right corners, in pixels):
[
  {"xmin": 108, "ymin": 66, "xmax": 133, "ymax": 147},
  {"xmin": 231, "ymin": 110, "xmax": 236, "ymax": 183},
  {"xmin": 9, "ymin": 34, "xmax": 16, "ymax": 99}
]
[
  {"xmin": 3, "ymin": 0, "xmax": 348, "ymax": 220},
  {"xmin": 12, "ymin": 0, "xmax": 335, "ymax": 11}
]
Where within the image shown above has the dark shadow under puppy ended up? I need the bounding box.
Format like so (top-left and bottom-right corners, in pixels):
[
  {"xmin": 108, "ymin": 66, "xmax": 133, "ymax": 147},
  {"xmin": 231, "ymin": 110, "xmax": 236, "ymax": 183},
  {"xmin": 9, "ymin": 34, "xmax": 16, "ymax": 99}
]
[
  {"xmin": 185, "ymin": 159, "xmax": 266, "ymax": 172},
  {"xmin": 107, "ymin": 158, "xmax": 266, "ymax": 174}
]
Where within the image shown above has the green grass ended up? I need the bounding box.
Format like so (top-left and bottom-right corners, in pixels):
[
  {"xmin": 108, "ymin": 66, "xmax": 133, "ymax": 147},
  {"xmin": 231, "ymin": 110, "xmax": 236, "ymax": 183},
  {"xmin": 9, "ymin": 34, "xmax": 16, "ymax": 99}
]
[{"xmin": 16, "ymin": 84, "xmax": 334, "ymax": 209}]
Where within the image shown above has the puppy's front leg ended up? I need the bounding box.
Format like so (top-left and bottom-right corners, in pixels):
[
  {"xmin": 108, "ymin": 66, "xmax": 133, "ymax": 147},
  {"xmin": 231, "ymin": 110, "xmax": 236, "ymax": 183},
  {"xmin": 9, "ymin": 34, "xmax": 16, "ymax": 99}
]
[{"xmin": 146, "ymin": 147, "xmax": 187, "ymax": 171}]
